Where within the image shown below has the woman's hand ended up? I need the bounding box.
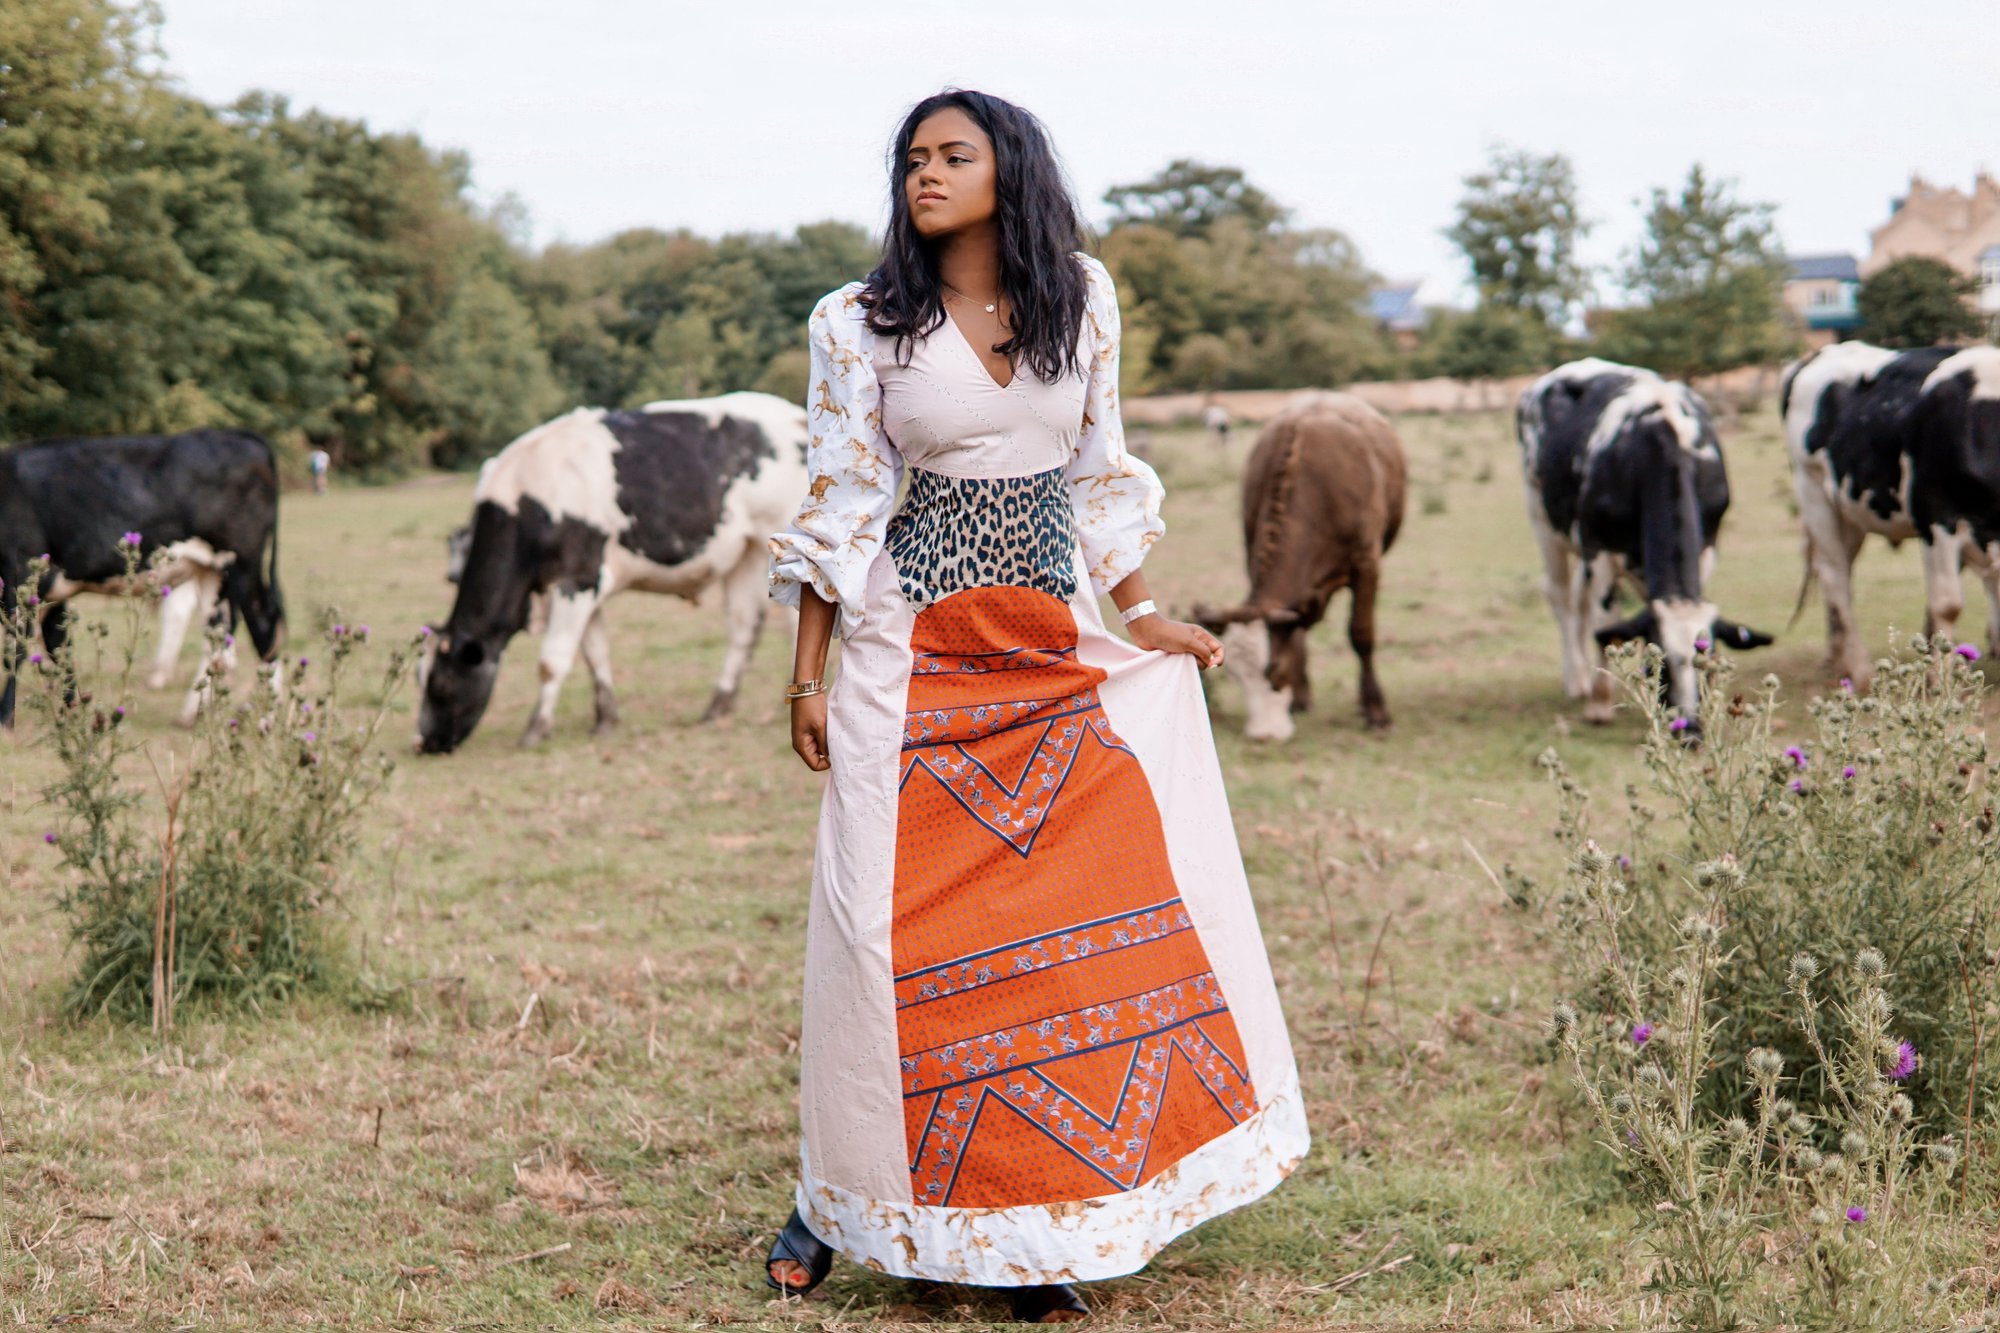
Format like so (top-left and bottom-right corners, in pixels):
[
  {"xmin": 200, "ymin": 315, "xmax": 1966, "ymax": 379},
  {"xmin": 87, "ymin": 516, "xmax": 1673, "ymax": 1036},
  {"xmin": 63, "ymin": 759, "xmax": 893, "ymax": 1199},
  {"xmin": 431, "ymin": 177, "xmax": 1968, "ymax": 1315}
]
[
  {"xmin": 791, "ymin": 693, "xmax": 831, "ymax": 771},
  {"xmin": 1128, "ymin": 614, "xmax": 1224, "ymax": 668}
]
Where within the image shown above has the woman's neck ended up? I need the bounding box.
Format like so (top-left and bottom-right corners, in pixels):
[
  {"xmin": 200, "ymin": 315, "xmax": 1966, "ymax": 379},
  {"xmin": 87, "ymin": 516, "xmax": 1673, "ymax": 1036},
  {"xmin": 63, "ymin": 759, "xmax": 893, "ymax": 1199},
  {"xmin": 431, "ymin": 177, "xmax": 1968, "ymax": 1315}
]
[{"xmin": 933, "ymin": 224, "xmax": 1003, "ymax": 302}]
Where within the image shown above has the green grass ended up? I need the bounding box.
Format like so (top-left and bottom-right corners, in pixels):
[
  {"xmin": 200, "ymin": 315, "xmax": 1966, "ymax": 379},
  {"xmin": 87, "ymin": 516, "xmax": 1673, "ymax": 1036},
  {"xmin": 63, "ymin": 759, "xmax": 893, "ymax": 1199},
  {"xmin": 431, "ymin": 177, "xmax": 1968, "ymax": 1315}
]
[{"xmin": 2, "ymin": 405, "xmax": 1994, "ymax": 1328}]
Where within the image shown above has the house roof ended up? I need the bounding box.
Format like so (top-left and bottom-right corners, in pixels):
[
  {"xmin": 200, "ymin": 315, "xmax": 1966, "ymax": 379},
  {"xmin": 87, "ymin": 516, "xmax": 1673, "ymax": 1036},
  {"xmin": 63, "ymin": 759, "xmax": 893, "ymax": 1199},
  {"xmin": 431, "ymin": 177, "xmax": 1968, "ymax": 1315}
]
[
  {"xmin": 1368, "ymin": 284, "xmax": 1425, "ymax": 329},
  {"xmin": 1789, "ymin": 253, "xmax": 1860, "ymax": 282}
]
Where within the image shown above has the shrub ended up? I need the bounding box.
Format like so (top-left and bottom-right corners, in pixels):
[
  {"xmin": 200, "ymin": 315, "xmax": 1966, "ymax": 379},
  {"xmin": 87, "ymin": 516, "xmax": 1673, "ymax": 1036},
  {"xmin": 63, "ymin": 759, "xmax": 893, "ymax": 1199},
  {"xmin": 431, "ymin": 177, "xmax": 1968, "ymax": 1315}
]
[
  {"xmin": 1530, "ymin": 636, "xmax": 1999, "ymax": 1126},
  {"xmin": 8, "ymin": 553, "xmax": 414, "ymax": 1024},
  {"xmin": 1550, "ymin": 842, "xmax": 1960, "ymax": 1327}
]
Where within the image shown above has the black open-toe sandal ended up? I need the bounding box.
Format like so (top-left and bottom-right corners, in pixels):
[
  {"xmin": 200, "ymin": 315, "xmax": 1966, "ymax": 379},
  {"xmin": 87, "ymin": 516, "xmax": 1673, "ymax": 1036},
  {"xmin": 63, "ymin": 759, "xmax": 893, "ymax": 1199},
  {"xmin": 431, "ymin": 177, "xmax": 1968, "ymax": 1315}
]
[
  {"xmin": 1011, "ymin": 1282, "xmax": 1090, "ymax": 1323},
  {"xmin": 764, "ymin": 1208, "xmax": 833, "ymax": 1295}
]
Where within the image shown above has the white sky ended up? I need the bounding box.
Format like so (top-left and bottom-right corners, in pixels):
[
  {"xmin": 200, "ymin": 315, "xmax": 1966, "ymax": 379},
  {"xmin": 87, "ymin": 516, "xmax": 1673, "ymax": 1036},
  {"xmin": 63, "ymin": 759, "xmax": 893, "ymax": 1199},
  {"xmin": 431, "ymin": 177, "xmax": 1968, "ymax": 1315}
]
[{"xmin": 156, "ymin": 1, "xmax": 1999, "ymax": 305}]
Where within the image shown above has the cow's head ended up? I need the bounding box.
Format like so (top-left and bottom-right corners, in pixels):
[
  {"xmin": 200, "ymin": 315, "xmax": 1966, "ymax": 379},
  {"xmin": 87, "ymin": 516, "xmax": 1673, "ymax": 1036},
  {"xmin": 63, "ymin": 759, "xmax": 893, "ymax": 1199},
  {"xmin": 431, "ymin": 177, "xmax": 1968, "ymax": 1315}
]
[
  {"xmin": 416, "ymin": 625, "xmax": 505, "ymax": 754},
  {"xmin": 1596, "ymin": 600, "xmax": 1772, "ymax": 739},
  {"xmin": 1194, "ymin": 603, "xmax": 1304, "ymax": 742}
]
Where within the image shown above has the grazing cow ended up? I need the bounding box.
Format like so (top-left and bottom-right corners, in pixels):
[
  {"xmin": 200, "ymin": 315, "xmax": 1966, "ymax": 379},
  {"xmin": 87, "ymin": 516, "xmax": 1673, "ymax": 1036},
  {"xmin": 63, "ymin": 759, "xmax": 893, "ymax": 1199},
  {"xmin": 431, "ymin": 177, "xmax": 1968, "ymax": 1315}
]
[
  {"xmin": 417, "ymin": 392, "xmax": 808, "ymax": 753},
  {"xmin": 1782, "ymin": 342, "xmax": 2000, "ymax": 685},
  {"xmin": 1193, "ymin": 392, "xmax": 1406, "ymax": 741},
  {"xmin": 1, "ymin": 430, "xmax": 284, "ymax": 727},
  {"xmin": 1519, "ymin": 359, "xmax": 1770, "ymax": 735}
]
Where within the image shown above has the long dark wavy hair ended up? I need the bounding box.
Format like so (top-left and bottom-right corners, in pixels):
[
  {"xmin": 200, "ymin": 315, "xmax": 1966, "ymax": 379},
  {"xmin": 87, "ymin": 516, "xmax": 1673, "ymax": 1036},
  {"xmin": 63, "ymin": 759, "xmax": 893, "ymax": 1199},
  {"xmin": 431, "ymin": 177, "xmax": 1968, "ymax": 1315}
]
[{"xmin": 860, "ymin": 90, "xmax": 1090, "ymax": 384}]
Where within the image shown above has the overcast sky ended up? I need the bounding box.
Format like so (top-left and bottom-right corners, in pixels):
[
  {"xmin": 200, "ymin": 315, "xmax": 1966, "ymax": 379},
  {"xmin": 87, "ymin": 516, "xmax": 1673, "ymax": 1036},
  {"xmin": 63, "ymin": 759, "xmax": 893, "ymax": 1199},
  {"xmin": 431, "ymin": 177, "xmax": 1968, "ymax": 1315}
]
[{"xmin": 156, "ymin": 1, "xmax": 1999, "ymax": 303}]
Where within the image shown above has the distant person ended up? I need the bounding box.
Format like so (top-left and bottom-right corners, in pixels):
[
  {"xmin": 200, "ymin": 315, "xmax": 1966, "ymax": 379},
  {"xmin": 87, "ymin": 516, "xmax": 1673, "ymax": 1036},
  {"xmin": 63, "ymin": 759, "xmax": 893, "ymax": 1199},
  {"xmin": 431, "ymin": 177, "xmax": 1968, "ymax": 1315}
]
[
  {"xmin": 308, "ymin": 448, "xmax": 330, "ymax": 495},
  {"xmin": 762, "ymin": 89, "xmax": 1307, "ymax": 1323},
  {"xmin": 1204, "ymin": 400, "xmax": 1232, "ymax": 447}
]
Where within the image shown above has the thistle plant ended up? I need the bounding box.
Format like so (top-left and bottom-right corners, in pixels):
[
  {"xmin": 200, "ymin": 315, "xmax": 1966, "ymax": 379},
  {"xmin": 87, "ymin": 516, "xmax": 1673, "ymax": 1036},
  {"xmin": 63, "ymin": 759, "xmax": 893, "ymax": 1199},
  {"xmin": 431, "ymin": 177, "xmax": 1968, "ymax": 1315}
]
[
  {"xmin": 1535, "ymin": 633, "xmax": 2000, "ymax": 1124},
  {"xmin": 1552, "ymin": 845, "xmax": 1959, "ymax": 1328},
  {"xmin": 13, "ymin": 545, "xmax": 416, "ymax": 1023}
]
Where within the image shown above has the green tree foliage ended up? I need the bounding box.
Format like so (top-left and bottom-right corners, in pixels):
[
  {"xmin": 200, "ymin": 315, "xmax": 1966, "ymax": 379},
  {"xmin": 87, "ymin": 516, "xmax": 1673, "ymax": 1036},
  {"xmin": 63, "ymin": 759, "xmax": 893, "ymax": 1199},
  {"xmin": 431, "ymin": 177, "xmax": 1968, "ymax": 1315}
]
[
  {"xmin": 1594, "ymin": 165, "xmax": 1792, "ymax": 380},
  {"xmin": 1444, "ymin": 147, "xmax": 1591, "ymax": 327},
  {"xmin": 1856, "ymin": 256, "xmax": 1985, "ymax": 348},
  {"xmin": 1099, "ymin": 166, "xmax": 1383, "ymax": 393}
]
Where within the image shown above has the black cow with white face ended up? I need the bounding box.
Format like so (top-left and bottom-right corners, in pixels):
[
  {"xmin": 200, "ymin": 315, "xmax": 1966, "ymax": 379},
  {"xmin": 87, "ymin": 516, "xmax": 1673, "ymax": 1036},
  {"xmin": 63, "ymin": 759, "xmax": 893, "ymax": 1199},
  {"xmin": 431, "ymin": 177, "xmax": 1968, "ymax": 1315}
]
[
  {"xmin": 1, "ymin": 429, "xmax": 285, "ymax": 727},
  {"xmin": 417, "ymin": 392, "xmax": 808, "ymax": 753},
  {"xmin": 1783, "ymin": 342, "xmax": 2000, "ymax": 686},
  {"xmin": 1520, "ymin": 359, "xmax": 1770, "ymax": 735}
]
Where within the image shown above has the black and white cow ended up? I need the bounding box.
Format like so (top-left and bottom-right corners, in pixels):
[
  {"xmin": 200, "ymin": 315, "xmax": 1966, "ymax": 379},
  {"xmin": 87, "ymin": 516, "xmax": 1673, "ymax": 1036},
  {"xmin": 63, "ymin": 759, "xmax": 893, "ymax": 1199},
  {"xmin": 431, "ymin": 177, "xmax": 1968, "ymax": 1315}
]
[
  {"xmin": 1782, "ymin": 342, "xmax": 2000, "ymax": 686},
  {"xmin": 416, "ymin": 392, "xmax": 808, "ymax": 753},
  {"xmin": 1, "ymin": 429, "xmax": 285, "ymax": 727},
  {"xmin": 1519, "ymin": 359, "xmax": 1771, "ymax": 734}
]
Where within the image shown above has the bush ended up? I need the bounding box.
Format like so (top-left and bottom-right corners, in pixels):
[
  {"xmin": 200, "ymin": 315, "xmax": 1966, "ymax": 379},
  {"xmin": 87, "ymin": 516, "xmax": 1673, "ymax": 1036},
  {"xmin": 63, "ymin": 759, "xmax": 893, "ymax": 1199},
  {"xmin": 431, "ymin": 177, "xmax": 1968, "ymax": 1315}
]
[
  {"xmin": 1529, "ymin": 636, "xmax": 1999, "ymax": 1127},
  {"xmin": 1550, "ymin": 845, "xmax": 1960, "ymax": 1327},
  {"xmin": 8, "ymin": 553, "xmax": 414, "ymax": 1023}
]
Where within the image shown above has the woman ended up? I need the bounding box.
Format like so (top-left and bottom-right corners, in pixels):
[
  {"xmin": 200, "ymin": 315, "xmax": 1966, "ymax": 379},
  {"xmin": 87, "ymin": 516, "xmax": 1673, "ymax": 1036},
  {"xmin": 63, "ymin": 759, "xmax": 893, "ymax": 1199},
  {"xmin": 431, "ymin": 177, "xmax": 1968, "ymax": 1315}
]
[{"xmin": 765, "ymin": 90, "xmax": 1309, "ymax": 1323}]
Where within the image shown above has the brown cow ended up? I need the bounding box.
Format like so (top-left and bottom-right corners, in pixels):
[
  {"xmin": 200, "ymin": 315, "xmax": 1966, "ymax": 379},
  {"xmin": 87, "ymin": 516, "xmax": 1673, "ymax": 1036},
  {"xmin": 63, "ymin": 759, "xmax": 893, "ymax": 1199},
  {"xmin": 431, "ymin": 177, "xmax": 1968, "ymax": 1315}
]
[{"xmin": 1195, "ymin": 392, "xmax": 1407, "ymax": 741}]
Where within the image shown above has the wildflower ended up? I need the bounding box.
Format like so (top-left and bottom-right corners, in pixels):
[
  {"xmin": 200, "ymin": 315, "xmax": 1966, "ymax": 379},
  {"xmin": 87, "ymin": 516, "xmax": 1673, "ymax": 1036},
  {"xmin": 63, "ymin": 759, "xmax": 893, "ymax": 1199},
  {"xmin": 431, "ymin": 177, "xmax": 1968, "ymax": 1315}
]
[
  {"xmin": 120, "ymin": 531, "xmax": 141, "ymax": 546},
  {"xmin": 1631, "ymin": 1023, "xmax": 1653, "ymax": 1046},
  {"xmin": 1855, "ymin": 947, "xmax": 1886, "ymax": 979},
  {"xmin": 43, "ymin": 832, "xmax": 57, "ymax": 844},
  {"xmin": 1956, "ymin": 643, "xmax": 1981, "ymax": 662},
  {"xmin": 1845, "ymin": 1205, "xmax": 1867, "ymax": 1223},
  {"xmin": 1888, "ymin": 1039, "xmax": 1916, "ymax": 1081},
  {"xmin": 1842, "ymin": 765, "xmax": 1857, "ymax": 779},
  {"xmin": 1668, "ymin": 716, "xmax": 1690, "ymax": 733}
]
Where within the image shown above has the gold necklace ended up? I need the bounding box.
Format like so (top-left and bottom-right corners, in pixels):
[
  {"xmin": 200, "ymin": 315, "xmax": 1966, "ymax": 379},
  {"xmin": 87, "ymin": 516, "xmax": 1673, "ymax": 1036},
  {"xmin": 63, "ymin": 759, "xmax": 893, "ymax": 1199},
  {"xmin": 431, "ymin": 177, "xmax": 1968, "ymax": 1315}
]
[{"xmin": 941, "ymin": 282, "xmax": 998, "ymax": 315}]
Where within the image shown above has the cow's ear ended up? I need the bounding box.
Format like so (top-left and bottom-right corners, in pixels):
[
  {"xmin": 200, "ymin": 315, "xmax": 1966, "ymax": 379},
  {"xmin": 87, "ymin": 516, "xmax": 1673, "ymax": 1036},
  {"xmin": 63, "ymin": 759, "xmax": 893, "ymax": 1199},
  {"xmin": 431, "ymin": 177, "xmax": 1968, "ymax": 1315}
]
[
  {"xmin": 1712, "ymin": 618, "xmax": 1774, "ymax": 650},
  {"xmin": 1595, "ymin": 611, "xmax": 1656, "ymax": 647}
]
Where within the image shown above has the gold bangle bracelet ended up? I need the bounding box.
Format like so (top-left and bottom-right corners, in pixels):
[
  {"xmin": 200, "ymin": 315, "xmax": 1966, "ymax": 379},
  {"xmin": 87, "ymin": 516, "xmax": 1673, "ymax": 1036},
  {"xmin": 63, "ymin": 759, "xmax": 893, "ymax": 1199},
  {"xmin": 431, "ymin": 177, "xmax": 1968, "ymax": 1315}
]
[{"xmin": 785, "ymin": 678, "xmax": 828, "ymax": 701}]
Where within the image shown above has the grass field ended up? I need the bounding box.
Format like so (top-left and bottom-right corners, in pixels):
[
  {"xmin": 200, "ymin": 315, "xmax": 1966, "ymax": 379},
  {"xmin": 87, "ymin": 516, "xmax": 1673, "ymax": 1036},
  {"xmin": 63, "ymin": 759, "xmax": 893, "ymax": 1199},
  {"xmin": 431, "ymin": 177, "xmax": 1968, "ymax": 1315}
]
[{"xmin": 3, "ymin": 404, "xmax": 1994, "ymax": 1330}]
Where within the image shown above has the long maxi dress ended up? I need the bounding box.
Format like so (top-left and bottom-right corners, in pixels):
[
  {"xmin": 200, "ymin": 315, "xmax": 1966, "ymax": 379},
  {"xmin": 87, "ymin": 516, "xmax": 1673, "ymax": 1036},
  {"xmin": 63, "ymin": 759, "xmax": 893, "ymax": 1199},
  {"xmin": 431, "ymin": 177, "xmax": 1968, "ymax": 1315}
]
[{"xmin": 766, "ymin": 255, "xmax": 1309, "ymax": 1287}]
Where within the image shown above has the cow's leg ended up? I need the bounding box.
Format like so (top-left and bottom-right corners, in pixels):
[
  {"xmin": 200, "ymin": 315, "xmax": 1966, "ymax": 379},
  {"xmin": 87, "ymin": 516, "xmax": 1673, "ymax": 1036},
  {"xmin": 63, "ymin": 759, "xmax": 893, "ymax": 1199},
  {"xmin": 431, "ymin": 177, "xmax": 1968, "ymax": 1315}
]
[
  {"xmin": 1534, "ymin": 526, "xmax": 1585, "ymax": 698},
  {"xmin": 150, "ymin": 581, "xmax": 197, "ymax": 690},
  {"xmin": 1921, "ymin": 525, "xmax": 1968, "ymax": 651},
  {"xmin": 1795, "ymin": 478, "xmax": 1872, "ymax": 686},
  {"xmin": 1348, "ymin": 558, "xmax": 1389, "ymax": 730},
  {"xmin": 702, "ymin": 549, "xmax": 769, "ymax": 722},
  {"xmin": 1579, "ymin": 555, "xmax": 1621, "ymax": 725},
  {"xmin": 580, "ymin": 606, "xmax": 618, "ymax": 735},
  {"xmin": 521, "ymin": 587, "xmax": 598, "ymax": 747}
]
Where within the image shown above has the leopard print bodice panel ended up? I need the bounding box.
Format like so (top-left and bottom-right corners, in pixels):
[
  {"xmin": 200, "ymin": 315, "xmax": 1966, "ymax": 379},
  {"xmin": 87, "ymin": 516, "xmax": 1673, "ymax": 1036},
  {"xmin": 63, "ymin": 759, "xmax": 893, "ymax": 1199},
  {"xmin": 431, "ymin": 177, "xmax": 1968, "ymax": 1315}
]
[{"xmin": 886, "ymin": 466, "xmax": 1078, "ymax": 611}]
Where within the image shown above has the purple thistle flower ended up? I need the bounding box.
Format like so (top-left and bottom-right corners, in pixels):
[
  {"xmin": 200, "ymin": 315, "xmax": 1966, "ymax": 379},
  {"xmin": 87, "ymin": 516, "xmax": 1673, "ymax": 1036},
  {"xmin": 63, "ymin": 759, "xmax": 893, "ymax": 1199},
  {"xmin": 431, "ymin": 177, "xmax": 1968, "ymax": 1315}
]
[
  {"xmin": 1956, "ymin": 643, "xmax": 1981, "ymax": 662},
  {"xmin": 1669, "ymin": 717, "xmax": 1690, "ymax": 733},
  {"xmin": 1842, "ymin": 765, "xmax": 1857, "ymax": 780},
  {"xmin": 1846, "ymin": 1205, "xmax": 1867, "ymax": 1223},
  {"xmin": 1889, "ymin": 1040, "xmax": 1916, "ymax": 1081},
  {"xmin": 1784, "ymin": 745, "xmax": 1808, "ymax": 769},
  {"xmin": 43, "ymin": 832, "xmax": 57, "ymax": 845},
  {"xmin": 1631, "ymin": 1023, "xmax": 1654, "ymax": 1046}
]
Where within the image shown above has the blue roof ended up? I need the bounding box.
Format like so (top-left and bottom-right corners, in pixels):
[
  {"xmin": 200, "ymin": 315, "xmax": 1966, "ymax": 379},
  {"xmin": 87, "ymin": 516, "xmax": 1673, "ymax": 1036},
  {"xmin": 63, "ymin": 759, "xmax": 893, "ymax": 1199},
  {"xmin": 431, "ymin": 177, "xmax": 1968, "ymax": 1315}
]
[
  {"xmin": 1789, "ymin": 253, "xmax": 1860, "ymax": 282},
  {"xmin": 1368, "ymin": 284, "xmax": 1424, "ymax": 328}
]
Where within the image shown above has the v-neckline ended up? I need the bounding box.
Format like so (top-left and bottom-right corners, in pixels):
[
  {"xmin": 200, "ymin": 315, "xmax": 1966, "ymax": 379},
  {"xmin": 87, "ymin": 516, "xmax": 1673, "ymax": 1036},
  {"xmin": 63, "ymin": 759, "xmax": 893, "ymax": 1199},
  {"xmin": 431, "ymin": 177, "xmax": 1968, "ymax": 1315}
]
[{"xmin": 942, "ymin": 309, "xmax": 1016, "ymax": 391}]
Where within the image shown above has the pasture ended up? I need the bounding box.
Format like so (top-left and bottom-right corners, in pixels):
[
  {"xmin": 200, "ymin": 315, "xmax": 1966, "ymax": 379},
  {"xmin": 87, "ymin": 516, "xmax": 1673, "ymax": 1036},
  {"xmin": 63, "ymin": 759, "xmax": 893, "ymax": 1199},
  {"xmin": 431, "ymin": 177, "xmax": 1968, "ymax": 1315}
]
[{"xmin": 2, "ymin": 404, "xmax": 1990, "ymax": 1329}]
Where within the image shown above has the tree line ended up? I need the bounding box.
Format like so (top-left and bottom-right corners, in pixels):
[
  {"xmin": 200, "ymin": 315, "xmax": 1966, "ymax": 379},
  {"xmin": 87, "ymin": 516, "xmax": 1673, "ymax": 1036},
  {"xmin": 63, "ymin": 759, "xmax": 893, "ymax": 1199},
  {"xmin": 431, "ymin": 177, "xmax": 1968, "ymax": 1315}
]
[{"xmin": 4, "ymin": 2, "xmax": 1987, "ymax": 478}]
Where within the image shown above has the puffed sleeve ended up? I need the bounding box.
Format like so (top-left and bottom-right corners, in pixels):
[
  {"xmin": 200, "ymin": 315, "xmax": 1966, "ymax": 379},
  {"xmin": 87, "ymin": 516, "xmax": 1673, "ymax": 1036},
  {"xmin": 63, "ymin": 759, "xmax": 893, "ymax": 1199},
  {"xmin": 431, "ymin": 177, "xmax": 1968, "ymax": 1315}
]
[
  {"xmin": 767, "ymin": 283, "xmax": 903, "ymax": 636},
  {"xmin": 1066, "ymin": 255, "xmax": 1165, "ymax": 596}
]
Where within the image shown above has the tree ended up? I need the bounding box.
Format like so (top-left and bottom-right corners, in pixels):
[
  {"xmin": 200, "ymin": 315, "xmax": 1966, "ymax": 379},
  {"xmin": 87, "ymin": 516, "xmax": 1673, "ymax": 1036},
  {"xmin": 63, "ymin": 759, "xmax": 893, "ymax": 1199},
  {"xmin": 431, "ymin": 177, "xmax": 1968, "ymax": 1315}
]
[
  {"xmin": 1856, "ymin": 256, "xmax": 1984, "ymax": 348},
  {"xmin": 1594, "ymin": 165, "xmax": 1792, "ymax": 380},
  {"xmin": 1444, "ymin": 147, "xmax": 1591, "ymax": 327},
  {"xmin": 1104, "ymin": 160, "xmax": 1288, "ymax": 238}
]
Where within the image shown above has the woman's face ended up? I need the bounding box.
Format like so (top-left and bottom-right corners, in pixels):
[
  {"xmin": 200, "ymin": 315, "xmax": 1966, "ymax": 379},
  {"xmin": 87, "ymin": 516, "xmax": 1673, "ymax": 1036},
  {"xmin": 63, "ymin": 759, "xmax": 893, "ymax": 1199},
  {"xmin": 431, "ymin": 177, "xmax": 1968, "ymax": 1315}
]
[{"xmin": 903, "ymin": 107, "xmax": 997, "ymax": 241}]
